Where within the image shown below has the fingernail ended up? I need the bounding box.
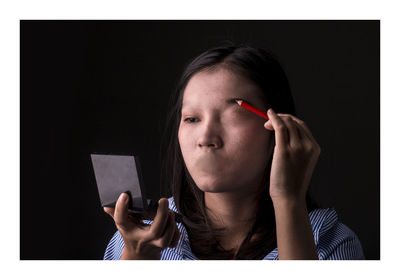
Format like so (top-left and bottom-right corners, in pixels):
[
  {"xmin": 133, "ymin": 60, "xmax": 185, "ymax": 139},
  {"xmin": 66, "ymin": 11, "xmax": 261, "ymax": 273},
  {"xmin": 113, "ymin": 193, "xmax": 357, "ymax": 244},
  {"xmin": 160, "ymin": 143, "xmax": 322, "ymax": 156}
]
[
  {"xmin": 119, "ymin": 193, "xmax": 127, "ymax": 203},
  {"xmin": 267, "ymin": 108, "xmax": 274, "ymax": 115}
]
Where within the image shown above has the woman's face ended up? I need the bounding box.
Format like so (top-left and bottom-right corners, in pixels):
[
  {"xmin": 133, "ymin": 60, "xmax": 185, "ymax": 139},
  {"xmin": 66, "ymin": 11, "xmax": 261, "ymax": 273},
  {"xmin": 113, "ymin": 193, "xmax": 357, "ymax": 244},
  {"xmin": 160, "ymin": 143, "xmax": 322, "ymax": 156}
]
[{"xmin": 178, "ymin": 67, "xmax": 274, "ymax": 194}]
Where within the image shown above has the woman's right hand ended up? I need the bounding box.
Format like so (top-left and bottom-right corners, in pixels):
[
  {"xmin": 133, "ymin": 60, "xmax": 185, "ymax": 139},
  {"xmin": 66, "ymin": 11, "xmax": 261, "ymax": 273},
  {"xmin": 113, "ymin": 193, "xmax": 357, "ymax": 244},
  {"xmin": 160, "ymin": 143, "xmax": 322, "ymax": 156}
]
[{"xmin": 104, "ymin": 193, "xmax": 181, "ymax": 260}]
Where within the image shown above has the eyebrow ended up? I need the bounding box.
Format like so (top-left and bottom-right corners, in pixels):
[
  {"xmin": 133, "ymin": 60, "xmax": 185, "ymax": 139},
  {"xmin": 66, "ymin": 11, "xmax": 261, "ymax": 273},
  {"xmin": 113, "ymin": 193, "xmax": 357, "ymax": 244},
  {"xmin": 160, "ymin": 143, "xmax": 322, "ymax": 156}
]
[{"xmin": 181, "ymin": 97, "xmax": 250, "ymax": 110}]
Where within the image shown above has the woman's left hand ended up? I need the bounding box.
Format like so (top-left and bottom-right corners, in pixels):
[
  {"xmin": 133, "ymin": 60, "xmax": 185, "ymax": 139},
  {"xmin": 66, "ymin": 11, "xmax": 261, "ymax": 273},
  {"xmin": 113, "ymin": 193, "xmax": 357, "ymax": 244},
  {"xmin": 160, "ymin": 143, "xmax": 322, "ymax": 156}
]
[{"xmin": 264, "ymin": 108, "xmax": 321, "ymax": 203}]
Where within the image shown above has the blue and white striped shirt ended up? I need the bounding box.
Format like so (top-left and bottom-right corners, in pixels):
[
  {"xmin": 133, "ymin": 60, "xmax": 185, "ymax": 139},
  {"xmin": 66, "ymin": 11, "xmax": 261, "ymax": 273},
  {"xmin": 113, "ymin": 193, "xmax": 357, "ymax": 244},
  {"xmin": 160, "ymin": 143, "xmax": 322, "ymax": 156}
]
[{"xmin": 104, "ymin": 197, "xmax": 365, "ymax": 260}]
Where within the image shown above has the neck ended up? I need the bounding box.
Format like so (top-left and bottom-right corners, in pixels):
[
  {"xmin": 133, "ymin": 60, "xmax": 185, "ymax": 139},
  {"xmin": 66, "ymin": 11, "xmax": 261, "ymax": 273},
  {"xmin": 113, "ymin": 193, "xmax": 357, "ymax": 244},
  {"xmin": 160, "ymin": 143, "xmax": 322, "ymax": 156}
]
[
  {"xmin": 205, "ymin": 191, "xmax": 259, "ymax": 226},
  {"xmin": 204, "ymin": 190, "xmax": 260, "ymax": 251}
]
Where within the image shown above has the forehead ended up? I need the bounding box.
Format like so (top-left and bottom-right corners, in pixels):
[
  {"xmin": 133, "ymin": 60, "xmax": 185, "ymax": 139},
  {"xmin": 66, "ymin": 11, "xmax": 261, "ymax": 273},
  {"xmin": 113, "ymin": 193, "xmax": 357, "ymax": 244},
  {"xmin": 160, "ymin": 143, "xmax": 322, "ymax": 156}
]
[{"xmin": 182, "ymin": 67, "xmax": 266, "ymax": 107}]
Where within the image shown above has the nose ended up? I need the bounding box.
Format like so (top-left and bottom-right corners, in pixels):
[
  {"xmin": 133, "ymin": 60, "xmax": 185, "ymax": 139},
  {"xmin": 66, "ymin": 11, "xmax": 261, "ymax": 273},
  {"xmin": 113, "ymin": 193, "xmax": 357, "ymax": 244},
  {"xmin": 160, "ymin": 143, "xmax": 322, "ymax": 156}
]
[{"xmin": 197, "ymin": 120, "xmax": 223, "ymax": 150}]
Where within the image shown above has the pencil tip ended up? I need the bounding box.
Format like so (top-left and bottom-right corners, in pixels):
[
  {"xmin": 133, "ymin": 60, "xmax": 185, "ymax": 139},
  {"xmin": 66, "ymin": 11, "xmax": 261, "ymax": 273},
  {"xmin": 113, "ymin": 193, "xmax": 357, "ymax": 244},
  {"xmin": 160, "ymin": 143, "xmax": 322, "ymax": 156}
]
[{"xmin": 235, "ymin": 99, "xmax": 242, "ymax": 105}]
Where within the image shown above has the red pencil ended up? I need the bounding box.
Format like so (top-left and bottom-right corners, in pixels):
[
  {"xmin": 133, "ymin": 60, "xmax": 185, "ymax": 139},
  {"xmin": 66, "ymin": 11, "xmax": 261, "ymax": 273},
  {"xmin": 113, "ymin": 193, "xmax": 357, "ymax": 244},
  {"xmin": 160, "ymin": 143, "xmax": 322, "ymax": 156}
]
[{"xmin": 235, "ymin": 99, "xmax": 269, "ymax": 120}]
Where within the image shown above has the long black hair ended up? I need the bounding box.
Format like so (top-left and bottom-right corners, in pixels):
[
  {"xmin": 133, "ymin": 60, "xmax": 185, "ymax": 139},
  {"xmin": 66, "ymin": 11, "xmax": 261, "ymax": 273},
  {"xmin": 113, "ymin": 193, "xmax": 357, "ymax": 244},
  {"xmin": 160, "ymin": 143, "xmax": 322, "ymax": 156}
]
[{"xmin": 160, "ymin": 43, "xmax": 319, "ymax": 259}]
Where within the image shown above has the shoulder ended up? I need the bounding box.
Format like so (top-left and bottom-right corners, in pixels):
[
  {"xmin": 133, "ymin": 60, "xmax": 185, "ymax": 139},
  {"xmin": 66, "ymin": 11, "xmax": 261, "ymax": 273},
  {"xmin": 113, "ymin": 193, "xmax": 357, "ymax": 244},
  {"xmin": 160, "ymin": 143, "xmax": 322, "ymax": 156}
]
[
  {"xmin": 103, "ymin": 230, "xmax": 124, "ymax": 260},
  {"xmin": 160, "ymin": 197, "xmax": 190, "ymax": 259},
  {"xmin": 309, "ymin": 207, "xmax": 365, "ymax": 260},
  {"xmin": 167, "ymin": 196, "xmax": 179, "ymax": 213}
]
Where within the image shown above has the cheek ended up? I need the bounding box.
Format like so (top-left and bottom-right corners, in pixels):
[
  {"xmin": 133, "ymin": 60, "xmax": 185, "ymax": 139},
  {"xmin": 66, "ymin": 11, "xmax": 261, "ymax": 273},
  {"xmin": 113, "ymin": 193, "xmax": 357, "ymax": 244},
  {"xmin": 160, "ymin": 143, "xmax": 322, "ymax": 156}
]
[
  {"xmin": 178, "ymin": 125, "xmax": 192, "ymax": 159},
  {"xmin": 229, "ymin": 123, "xmax": 274, "ymax": 170},
  {"xmin": 178, "ymin": 126, "xmax": 185, "ymax": 150},
  {"xmin": 225, "ymin": 110, "xmax": 270, "ymax": 145},
  {"xmin": 230, "ymin": 121, "xmax": 272, "ymax": 151}
]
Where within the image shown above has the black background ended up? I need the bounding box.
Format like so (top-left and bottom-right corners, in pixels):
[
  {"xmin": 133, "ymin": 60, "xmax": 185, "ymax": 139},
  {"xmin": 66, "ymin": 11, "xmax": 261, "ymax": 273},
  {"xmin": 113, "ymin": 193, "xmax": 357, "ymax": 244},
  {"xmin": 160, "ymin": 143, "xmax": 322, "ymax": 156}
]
[{"xmin": 20, "ymin": 20, "xmax": 380, "ymax": 260}]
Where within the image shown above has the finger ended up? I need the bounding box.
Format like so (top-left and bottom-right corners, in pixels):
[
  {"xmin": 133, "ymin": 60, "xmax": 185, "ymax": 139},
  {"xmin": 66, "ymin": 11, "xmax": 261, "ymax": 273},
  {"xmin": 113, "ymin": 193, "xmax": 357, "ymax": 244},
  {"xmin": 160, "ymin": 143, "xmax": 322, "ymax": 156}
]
[
  {"xmin": 164, "ymin": 212, "xmax": 177, "ymax": 248},
  {"xmin": 114, "ymin": 193, "xmax": 130, "ymax": 229},
  {"xmin": 288, "ymin": 119, "xmax": 320, "ymax": 156},
  {"xmin": 290, "ymin": 118, "xmax": 316, "ymax": 148},
  {"xmin": 103, "ymin": 207, "xmax": 115, "ymax": 219},
  {"xmin": 149, "ymin": 198, "xmax": 170, "ymax": 239},
  {"xmin": 277, "ymin": 114, "xmax": 318, "ymax": 145},
  {"xmin": 266, "ymin": 108, "xmax": 289, "ymax": 146},
  {"xmin": 153, "ymin": 211, "xmax": 176, "ymax": 249},
  {"xmin": 169, "ymin": 221, "xmax": 181, "ymax": 248},
  {"xmin": 278, "ymin": 115, "xmax": 302, "ymax": 148},
  {"xmin": 263, "ymin": 120, "xmax": 273, "ymax": 131},
  {"xmin": 165, "ymin": 212, "xmax": 180, "ymax": 248},
  {"xmin": 294, "ymin": 119, "xmax": 318, "ymax": 146}
]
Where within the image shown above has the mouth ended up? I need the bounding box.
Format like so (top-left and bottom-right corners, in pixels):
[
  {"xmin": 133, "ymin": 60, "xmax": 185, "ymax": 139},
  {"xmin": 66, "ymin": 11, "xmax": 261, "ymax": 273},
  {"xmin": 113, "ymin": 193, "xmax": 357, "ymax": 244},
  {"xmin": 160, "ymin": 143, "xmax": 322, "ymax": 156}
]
[{"xmin": 195, "ymin": 154, "xmax": 225, "ymax": 172}]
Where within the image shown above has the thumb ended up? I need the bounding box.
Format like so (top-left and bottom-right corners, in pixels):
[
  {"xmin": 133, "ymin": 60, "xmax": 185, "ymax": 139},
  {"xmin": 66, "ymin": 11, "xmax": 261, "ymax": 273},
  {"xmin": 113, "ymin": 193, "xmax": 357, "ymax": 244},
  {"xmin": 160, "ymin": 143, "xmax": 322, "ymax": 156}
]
[
  {"xmin": 264, "ymin": 120, "xmax": 274, "ymax": 131},
  {"xmin": 114, "ymin": 193, "xmax": 130, "ymax": 229}
]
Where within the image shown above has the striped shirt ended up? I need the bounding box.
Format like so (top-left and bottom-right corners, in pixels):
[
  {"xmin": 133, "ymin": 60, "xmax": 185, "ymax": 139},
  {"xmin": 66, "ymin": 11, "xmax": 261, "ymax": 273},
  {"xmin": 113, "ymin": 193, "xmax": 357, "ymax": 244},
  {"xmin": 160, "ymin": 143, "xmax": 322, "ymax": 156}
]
[{"xmin": 104, "ymin": 197, "xmax": 365, "ymax": 260}]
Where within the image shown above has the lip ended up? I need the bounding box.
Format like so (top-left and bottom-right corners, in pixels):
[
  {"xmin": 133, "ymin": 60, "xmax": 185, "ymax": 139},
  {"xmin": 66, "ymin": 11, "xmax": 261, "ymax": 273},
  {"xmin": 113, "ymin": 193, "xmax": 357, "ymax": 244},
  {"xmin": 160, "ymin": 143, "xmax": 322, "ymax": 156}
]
[{"xmin": 195, "ymin": 154, "xmax": 225, "ymax": 171}]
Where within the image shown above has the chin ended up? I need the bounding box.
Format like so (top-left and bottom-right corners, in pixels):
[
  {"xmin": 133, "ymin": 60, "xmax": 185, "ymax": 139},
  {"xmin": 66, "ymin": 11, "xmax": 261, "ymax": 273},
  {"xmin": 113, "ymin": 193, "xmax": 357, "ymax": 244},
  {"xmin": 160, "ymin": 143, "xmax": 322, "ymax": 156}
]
[{"xmin": 193, "ymin": 175, "xmax": 234, "ymax": 193}]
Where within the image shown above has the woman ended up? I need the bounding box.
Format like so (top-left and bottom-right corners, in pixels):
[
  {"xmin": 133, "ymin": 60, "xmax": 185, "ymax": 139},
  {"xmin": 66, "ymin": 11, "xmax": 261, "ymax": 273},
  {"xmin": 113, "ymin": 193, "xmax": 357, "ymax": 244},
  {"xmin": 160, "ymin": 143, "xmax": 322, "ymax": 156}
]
[{"xmin": 103, "ymin": 44, "xmax": 365, "ymax": 260}]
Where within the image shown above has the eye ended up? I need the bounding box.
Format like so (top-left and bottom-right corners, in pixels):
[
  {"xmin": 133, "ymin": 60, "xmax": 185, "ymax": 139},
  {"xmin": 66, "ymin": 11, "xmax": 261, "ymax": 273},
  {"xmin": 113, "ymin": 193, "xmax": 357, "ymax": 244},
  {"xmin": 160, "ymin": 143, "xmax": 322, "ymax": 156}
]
[
  {"xmin": 183, "ymin": 117, "xmax": 198, "ymax": 123},
  {"xmin": 233, "ymin": 98, "xmax": 243, "ymax": 103},
  {"xmin": 231, "ymin": 98, "xmax": 252, "ymax": 111},
  {"xmin": 233, "ymin": 97, "xmax": 251, "ymax": 105}
]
